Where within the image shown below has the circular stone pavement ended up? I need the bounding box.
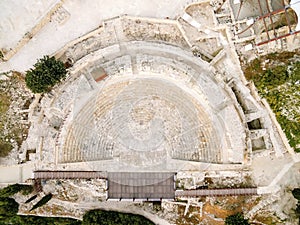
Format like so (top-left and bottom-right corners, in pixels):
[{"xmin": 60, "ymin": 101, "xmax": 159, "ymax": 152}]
[{"xmin": 61, "ymin": 76, "xmax": 223, "ymax": 172}]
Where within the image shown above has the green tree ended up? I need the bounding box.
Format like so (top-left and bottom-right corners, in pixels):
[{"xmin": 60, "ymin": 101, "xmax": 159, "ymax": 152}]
[
  {"xmin": 225, "ymin": 213, "xmax": 249, "ymax": 225},
  {"xmin": 25, "ymin": 56, "xmax": 66, "ymax": 93},
  {"xmin": 292, "ymin": 188, "xmax": 300, "ymax": 201}
]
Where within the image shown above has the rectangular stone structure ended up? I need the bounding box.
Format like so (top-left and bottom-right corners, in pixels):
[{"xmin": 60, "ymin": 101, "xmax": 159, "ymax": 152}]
[{"xmin": 107, "ymin": 172, "xmax": 175, "ymax": 200}]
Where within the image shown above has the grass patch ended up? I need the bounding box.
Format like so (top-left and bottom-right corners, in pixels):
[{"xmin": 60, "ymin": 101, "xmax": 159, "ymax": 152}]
[
  {"xmin": 0, "ymin": 84, "xmax": 13, "ymax": 157},
  {"xmin": 243, "ymin": 51, "xmax": 300, "ymax": 151},
  {"xmin": 0, "ymin": 92, "xmax": 10, "ymax": 115},
  {"xmin": 0, "ymin": 72, "xmax": 32, "ymax": 158}
]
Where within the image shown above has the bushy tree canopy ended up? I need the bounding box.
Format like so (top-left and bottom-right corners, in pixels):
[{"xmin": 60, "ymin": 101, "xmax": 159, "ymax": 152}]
[
  {"xmin": 25, "ymin": 56, "xmax": 66, "ymax": 93},
  {"xmin": 292, "ymin": 188, "xmax": 300, "ymax": 201},
  {"xmin": 0, "ymin": 197, "xmax": 19, "ymax": 218},
  {"xmin": 225, "ymin": 213, "xmax": 249, "ymax": 225}
]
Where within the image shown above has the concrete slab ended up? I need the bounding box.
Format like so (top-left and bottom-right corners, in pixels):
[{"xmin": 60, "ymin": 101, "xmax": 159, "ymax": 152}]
[{"xmin": 0, "ymin": 163, "xmax": 34, "ymax": 184}]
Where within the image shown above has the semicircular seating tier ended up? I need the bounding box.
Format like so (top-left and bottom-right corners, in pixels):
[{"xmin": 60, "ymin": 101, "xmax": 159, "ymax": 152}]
[{"xmin": 52, "ymin": 16, "xmax": 248, "ymax": 169}]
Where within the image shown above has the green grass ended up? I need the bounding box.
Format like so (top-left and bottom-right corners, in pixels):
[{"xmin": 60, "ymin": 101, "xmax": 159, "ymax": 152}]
[
  {"xmin": 0, "ymin": 93, "xmax": 10, "ymax": 115},
  {"xmin": 0, "ymin": 84, "xmax": 13, "ymax": 157},
  {"xmin": 0, "ymin": 73, "xmax": 31, "ymax": 158},
  {"xmin": 243, "ymin": 52, "xmax": 300, "ymax": 152}
]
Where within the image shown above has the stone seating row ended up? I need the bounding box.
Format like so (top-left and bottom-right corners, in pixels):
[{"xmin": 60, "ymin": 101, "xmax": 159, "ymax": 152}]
[
  {"xmin": 142, "ymin": 54, "xmax": 225, "ymax": 110},
  {"xmin": 60, "ymin": 125, "xmax": 113, "ymax": 163},
  {"xmin": 59, "ymin": 77, "xmax": 224, "ymax": 163},
  {"xmin": 59, "ymin": 81, "xmax": 130, "ymax": 162},
  {"xmin": 59, "ymin": 96, "xmax": 114, "ymax": 162},
  {"xmin": 60, "ymin": 41, "xmax": 228, "ymax": 114},
  {"xmin": 136, "ymin": 54, "xmax": 192, "ymax": 83}
]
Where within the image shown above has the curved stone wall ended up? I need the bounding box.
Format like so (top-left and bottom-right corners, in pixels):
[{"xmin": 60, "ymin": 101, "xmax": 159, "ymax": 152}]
[{"xmin": 53, "ymin": 17, "xmax": 247, "ymax": 170}]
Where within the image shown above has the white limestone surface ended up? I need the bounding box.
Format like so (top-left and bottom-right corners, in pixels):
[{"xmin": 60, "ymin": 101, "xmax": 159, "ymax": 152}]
[
  {"xmin": 0, "ymin": 0, "xmax": 59, "ymax": 50},
  {"xmin": 0, "ymin": 0, "xmax": 195, "ymax": 73},
  {"xmin": 0, "ymin": 164, "xmax": 34, "ymax": 184}
]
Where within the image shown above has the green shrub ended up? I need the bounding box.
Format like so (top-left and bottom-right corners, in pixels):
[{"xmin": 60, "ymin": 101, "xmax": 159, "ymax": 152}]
[
  {"xmin": 0, "ymin": 197, "xmax": 19, "ymax": 218},
  {"xmin": 292, "ymin": 188, "xmax": 300, "ymax": 201},
  {"xmin": 244, "ymin": 52, "xmax": 300, "ymax": 152},
  {"xmin": 225, "ymin": 213, "xmax": 249, "ymax": 225},
  {"xmin": 291, "ymin": 61, "xmax": 300, "ymax": 82},
  {"xmin": 0, "ymin": 141, "xmax": 13, "ymax": 158},
  {"xmin": 83, "ymin": 209, "xmax": 155, "ymax": 225},
  {"xmin": 6, "ymin": 215, "xmax": 81, "ymax": 225},
  {"xmin": 25, "ymin": 56, "xmax": 66, "ymax": 93},
  {"xmin": 0, "ymin": 184, "xmax": 33, "ymax": 197}
]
